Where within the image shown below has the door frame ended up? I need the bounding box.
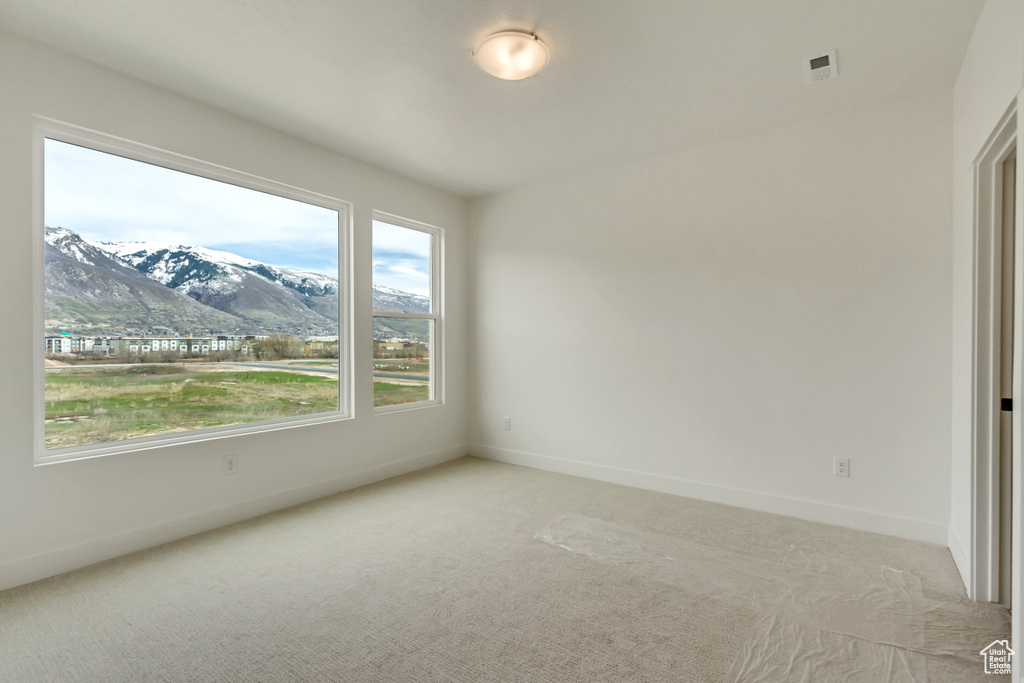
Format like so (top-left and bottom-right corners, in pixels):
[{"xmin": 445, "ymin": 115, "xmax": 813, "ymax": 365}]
[{"xmin": 971, "ymin": 98, "xmax": 1017, "ymax": 605}]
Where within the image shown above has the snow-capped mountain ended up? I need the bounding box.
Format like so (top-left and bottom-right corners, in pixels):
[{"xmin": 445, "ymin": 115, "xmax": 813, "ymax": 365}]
[
  {"xmin": 101, "ymin": 241, "xmax": 338, "ymax": 299},
  {"xmin": 97, "ymin": 240, "xmax": 340, "ymax": 331},
  {"xmin": 46, "ymin": 227, "xmax": 132, "ymax": 271},
  {"xmin": 372, "ymin": 285, "xmax": 430, "ymax": 314},
  {"xmin": 44, "ymin": 227, "xmax": 242, "ymax": 335},
  {"xmin": 43, "ymin": 227, "xmax": 430, "ymax": 338}
]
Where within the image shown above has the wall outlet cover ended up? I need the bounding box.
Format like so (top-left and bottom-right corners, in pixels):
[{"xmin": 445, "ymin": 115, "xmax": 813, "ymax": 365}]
[{"xmin": 834, "ymin": 457, "xmax": 849, "ymax": 477}]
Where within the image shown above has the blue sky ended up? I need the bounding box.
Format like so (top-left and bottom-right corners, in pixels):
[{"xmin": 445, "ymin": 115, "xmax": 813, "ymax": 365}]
[
  {"xmin": 372, "ymin": 221, "xmax": 431, "ymax": 297},
  {"xmin": 44, "ymin": 139, "xmax": 339, "ymax": 276}
]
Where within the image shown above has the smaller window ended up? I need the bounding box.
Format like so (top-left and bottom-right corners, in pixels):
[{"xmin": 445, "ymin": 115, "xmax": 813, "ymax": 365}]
[{"xmin": 372, "ymin": 213, "xmax": 442, "ymax": 411}]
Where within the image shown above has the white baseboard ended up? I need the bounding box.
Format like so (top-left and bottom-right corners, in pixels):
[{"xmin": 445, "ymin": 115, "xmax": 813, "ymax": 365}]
[
  {"xmin": 0, "ymin": 445, "xmax": 467, "ymax": 593},
  {"xmin": 471, "ymin": 443, "xmax": 948, "ymax": 546},
  {"xmin": 947, "ymin": 524, "xmax": 972, "ymax": 594}
]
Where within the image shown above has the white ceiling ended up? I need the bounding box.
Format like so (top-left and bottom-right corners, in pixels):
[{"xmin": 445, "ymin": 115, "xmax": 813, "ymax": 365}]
[{"xmin": 0, "ymin": 0, "xmax": 985, "ymax": 197}]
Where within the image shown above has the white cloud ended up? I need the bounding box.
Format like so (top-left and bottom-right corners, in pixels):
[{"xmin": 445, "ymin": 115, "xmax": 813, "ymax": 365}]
[
  {"xmin": 44, "ymin": 139, "xmax": 338, "ymax": 256},
  {"xmin": 372, "ymin": 220, "xmax": 432, "ymax": 295},
  {"xmin": 371, "ymin": 220, "xmax": 430, "ymax": 258}
]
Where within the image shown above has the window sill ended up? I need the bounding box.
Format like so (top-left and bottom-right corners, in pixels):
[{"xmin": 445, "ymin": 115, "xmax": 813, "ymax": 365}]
[
  {"xmin": 35, "ymin": 410, "xmax": 353, "ymax": 466},
  {"xmin": 373, "ymin": 399, "xmax": 444, "ymax": 416}
]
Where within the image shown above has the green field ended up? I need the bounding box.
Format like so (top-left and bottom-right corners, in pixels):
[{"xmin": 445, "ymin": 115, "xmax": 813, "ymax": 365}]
[{"xmin": 45, "ymin": 365, "xmax": 338, "ymax": 449}]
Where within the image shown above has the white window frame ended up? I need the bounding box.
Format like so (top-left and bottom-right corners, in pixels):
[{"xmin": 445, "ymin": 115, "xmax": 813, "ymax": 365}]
[
  {"xmin": 372, "ymin": 210, "xmax": 444, "ymax": 414},
  {"xmin": 33, "ymin": 117, "xmax": 353, "ymax": 465}
]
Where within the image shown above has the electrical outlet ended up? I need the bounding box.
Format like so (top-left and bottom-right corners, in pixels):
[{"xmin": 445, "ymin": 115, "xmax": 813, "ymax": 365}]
[
  {"xmin": 503, "ymin": 417, "xmax": 511, "ymax": 431},
  {"xmin": 834, "ymin": 457, "xmax": 849, "ymax": 478},
  {"xmin": 223, "ymin": 454, "xmax": 238, "ymax": 475}
]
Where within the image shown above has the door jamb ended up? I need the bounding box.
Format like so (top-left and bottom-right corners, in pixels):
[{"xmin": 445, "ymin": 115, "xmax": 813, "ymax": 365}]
[{"xmin": 971, "ymin": 99, "xmax": 1017, "ymax": 605}]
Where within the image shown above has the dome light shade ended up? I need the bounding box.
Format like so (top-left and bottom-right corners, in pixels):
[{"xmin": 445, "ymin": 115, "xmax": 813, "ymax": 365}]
[{"xmin": 473, "ymin": 31, "xmax": 550, "ymax": 81}]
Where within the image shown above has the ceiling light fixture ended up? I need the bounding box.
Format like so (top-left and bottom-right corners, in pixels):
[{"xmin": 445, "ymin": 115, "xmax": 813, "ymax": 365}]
[{"xmin": 473, "ymin": 31, "xmax": 550, "ymax": 81}]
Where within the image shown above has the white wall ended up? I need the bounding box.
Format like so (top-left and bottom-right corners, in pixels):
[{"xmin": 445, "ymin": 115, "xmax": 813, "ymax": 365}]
[
  {"xmin": 469, "ymin": 89, "xmax": 953, "ymax": 545},
  {"xmin": 0, "ymin": 31, "xmax": 468, "ymax": 591},
  {"xmin": 949, "ymin": 0, "xmax": 1024, "ymax": 594}
]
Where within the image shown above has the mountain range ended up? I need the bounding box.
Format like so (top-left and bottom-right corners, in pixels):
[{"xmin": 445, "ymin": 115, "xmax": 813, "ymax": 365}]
[{"xmin": 45, "ymin": 226, "xmax": 429, "ymax": 339}]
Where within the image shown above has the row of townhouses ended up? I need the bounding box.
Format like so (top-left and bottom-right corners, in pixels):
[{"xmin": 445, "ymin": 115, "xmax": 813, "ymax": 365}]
[{"xmin": 45, "ymin": 335, "xmax": 269, "ymax": 357}]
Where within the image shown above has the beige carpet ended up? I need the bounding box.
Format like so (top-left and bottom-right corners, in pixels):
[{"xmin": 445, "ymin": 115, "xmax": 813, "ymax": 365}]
[{"xmin": 0, "ymin": 457, "xmax": 1008, "ymax": 682}]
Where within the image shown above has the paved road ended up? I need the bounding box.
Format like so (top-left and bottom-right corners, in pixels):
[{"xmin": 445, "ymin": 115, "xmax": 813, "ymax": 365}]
[
  {"xmin": 236, "ymin": 363, "xmax": 427, "ymax": 383},
  {"xmin": 46, "ymin": 360, "xmax": 427, "ymax": 383},
  {"xmin": 373, "ymin": 371, "xmax": 429, "ymax": 382},
  {"xmin": 223, "ymin": 362, "xmax": 338, "ymax": 376}
]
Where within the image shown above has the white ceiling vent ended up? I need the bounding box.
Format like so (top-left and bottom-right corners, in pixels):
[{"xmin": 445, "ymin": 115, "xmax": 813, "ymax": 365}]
[{"xmin": 805, "ymin": 51, "xmax": 837, "ymax": 83}]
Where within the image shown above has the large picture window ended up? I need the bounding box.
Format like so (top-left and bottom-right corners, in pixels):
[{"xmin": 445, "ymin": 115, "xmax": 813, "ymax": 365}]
[
  {"xmin": 36, "ymin": 121, "xmax": 350, "ymax": 463},
  {"xmin": 372, "ymin": 213, "xmax": 442, "ymax": 411}
]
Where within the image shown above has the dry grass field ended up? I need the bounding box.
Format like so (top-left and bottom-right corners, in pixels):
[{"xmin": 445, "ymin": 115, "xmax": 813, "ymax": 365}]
[
  {"xmin": 372, "ymin": 382, "xmax": 429, "ymax": 407},
  {"xmin": 45, "ymin": 364, "xmax": 338, "ymax": 449}
]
